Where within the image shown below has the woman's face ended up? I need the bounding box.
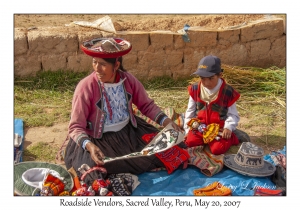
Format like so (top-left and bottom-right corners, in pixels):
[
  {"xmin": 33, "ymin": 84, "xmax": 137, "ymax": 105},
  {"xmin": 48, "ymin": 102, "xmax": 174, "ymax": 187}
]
[
  {"xmin": 92, "ymin": 57, "xmax": 119, "ymax": 83},
  {"xmin": 200, "ymin": 74, "xmax": 221, "ymax": 90}
]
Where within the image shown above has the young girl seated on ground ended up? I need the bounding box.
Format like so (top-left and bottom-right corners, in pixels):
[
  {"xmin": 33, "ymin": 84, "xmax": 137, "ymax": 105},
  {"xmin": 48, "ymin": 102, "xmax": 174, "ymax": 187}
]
[{"xmin": 183, "ymin": 55, "xmax": 245, "ymax": 155}]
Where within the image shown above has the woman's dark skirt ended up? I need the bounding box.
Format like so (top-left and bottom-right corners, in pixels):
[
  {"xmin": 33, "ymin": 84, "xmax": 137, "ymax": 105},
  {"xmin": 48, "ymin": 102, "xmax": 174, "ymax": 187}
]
[{"xmin": 64, "ymin": 116, "xmax": 164, "ymax": 176}]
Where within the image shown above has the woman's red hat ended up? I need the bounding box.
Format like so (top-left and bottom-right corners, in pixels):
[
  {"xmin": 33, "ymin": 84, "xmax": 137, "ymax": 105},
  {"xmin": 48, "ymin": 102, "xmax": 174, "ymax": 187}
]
[{"xmin": 80, "ymin": 37, "xmax": 132, "ymax": 58}]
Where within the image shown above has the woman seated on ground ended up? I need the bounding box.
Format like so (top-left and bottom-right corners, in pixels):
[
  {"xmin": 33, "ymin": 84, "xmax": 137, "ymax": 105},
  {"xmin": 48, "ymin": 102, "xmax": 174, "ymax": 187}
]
[{"xmin": 63, "ymin": 37, "xmax": 189, "ymax": 177}]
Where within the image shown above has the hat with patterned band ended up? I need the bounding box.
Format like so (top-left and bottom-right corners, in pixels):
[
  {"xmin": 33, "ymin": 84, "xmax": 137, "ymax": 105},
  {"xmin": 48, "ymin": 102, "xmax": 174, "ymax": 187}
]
[
  {"xmin": 80, "ymin": 37, "xmax": 132, "ymax": 58},
  {"xmin": 224, "ymin": 142, "xmax": 276, "ymax": 177}
]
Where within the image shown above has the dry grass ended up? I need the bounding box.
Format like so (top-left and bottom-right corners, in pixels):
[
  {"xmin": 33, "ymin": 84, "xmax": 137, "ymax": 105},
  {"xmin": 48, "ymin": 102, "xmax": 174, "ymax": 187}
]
[
  {"xmin": 143, "ymin": 65, "xmax": 286, "ymax": 153},
  {"xmin": 15, "ymin": 65, "xmax": 286, "ymax": 161}
]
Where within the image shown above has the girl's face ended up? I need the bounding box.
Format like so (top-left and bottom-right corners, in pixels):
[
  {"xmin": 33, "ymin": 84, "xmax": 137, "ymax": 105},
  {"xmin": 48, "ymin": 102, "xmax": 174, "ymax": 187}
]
[
  {"xmin": 200, "ymin": 74, "xmax": 221, "ymax": 90},
  {"xmin": 92, "ymin": 57, "xmax": 119, "ymax": 83}
]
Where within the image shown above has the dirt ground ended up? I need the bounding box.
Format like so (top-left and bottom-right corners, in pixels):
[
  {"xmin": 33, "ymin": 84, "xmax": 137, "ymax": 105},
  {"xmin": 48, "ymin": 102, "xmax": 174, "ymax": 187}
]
[
  {"xmin": 14, "ymin": 14, "xmax": 267, "ymax": 32},
  {"xmin": 15, "ymin": 14, "xmax": 276, "ymax": 154}
]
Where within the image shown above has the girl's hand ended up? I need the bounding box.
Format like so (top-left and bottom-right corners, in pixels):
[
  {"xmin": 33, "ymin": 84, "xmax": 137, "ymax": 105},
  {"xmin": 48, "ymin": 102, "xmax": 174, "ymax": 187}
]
[
  {"xmin": 85, "ymin": 142, "xmax": 105, "ymax": 165},
  {"xmin": 222, "ymin": 128, "xmax": 232, "ymax": 139}
]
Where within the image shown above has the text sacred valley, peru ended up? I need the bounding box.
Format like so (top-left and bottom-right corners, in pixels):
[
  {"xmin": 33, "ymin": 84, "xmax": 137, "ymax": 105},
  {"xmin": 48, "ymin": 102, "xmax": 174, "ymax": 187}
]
[{"xmin": 59, "ymin": 198, "xmax": 215, "ymax": 208}]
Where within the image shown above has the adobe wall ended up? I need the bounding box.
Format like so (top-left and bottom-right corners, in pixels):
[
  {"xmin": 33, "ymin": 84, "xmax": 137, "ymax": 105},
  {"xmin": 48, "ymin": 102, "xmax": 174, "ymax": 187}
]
[{"xmin": 14, "ymin": 18, "xmax": 286, "ymax": 79}]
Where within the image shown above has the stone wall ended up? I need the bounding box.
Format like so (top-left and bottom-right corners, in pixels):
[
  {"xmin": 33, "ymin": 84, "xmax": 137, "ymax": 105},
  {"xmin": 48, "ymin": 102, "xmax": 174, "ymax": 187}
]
[{"xmin": 14, "ymin": 18, "xmax": 286, "ymax": 79}]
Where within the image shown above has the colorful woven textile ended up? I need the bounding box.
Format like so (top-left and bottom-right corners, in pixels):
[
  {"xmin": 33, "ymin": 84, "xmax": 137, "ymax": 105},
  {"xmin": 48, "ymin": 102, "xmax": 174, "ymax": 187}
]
[
  {"xmin": 108, "ymin": 173, "xmax": 140, "ymax": 192},
  {"xmin": 187, "ymin": 145, "xmax": 224, "ymax": 177},
  {"xmin": 264, "ymin": 146, "xmax": 286, "ymax": 195},
  {"xmin": 193, "ymin": 181, "xmax": 231, "ymax": 196},
  {"xmin": 155, "ymin": 145, "xmax": 190, "ymax": 174},
  {"xmin": 40, "ymin": 173, "xmax": 65, "ymax": 196},
  {"xmin": 254, "ymin": 188, "xmax": 283, "ymax": 196},
  {"xmin": 132, "ymin": 107, "xmax": 185, "ymax": 129}
]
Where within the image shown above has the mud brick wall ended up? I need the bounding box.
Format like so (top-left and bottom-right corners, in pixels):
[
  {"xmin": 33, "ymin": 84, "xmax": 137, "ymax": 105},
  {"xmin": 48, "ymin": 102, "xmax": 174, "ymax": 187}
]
[{"xmin": 14, "ymin": 18, "xmax": 286, "ymax": 79}]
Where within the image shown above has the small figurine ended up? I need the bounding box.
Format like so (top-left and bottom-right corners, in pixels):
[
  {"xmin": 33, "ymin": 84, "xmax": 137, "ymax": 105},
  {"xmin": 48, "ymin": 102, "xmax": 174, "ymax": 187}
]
[
  {"xmin": 187, "ymin": 118, "xmax": 222, "ymax": 143},
  {"xmin": 40, "ymin": 173, "xmax": 65, "ymax": 196},
  {"xmin": 77, "ymin": 164, "xmax": 113, "ymax": 196},
  {"xmin": 72, "ymin": 185, "xmax": 95, "ymax": 196},
  {"xmin": 92, "ymin": 178, "xmax": 112, "ymax": 196},
  {"xmin": 187, "ymin": 118, "xmax": 202, "ymax": 131},
  {"xmin": 202, "ymin": 123, "xmax": 220, "ymax": 144}
]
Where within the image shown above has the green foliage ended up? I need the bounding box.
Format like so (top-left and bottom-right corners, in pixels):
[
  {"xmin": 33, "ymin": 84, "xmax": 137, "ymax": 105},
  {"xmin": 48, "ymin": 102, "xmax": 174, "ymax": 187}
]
[
  {"xmin": 14, "ymin": 70, "xmax": 90, "ymax": 91},
  {"xmin": 14, "ymin": 70, "xmax": 90, "ymax": 127},
  {"xmin": 23, "ymin": 142, "xmax": 59, "ymax": 163}
]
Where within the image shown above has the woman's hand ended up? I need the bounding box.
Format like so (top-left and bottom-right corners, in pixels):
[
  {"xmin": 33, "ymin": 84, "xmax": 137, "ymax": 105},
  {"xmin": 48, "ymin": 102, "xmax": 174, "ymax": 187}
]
[
  {"xmin": 222, "ymin": 128, "xmax": 232, "ymax": 139},
  {"xmin": 85, "ymin": 142, "xmax": 105, "ymax": 165},
  {"xmin": 162, "ymin": 117, "xmax": 183, "ymax": 132}
]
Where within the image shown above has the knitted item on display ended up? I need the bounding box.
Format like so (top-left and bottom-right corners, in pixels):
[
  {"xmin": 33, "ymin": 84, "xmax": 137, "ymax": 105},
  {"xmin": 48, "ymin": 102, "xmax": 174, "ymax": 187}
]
[
  {"xmin": 193, "ymin": 181, "xmax": 231, "ymax": 196},
  {"xmin": 224, "ymin": 142, "xmax": 276, "ymax": 177},
  {"xmin": 254, "ymin": 188, "xmax": 283, "ymax": 196},
  {"xmin": 109, "ymin": 177, "xmax": 131, "ymax": 196},
  {"xmin": 155, "ymin": 145, "xmax": 190, "ymax": 174},
  {"xmin": 133, "ymin": 107, "xmax": 185, "ymax": 130},
  {"xmin": 40, "ymin": 173, "xmax": 65, "ymax": 196},
  {"xmin": 186, "ymin": 145, "xmax": 224, "ymax": 177}
]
